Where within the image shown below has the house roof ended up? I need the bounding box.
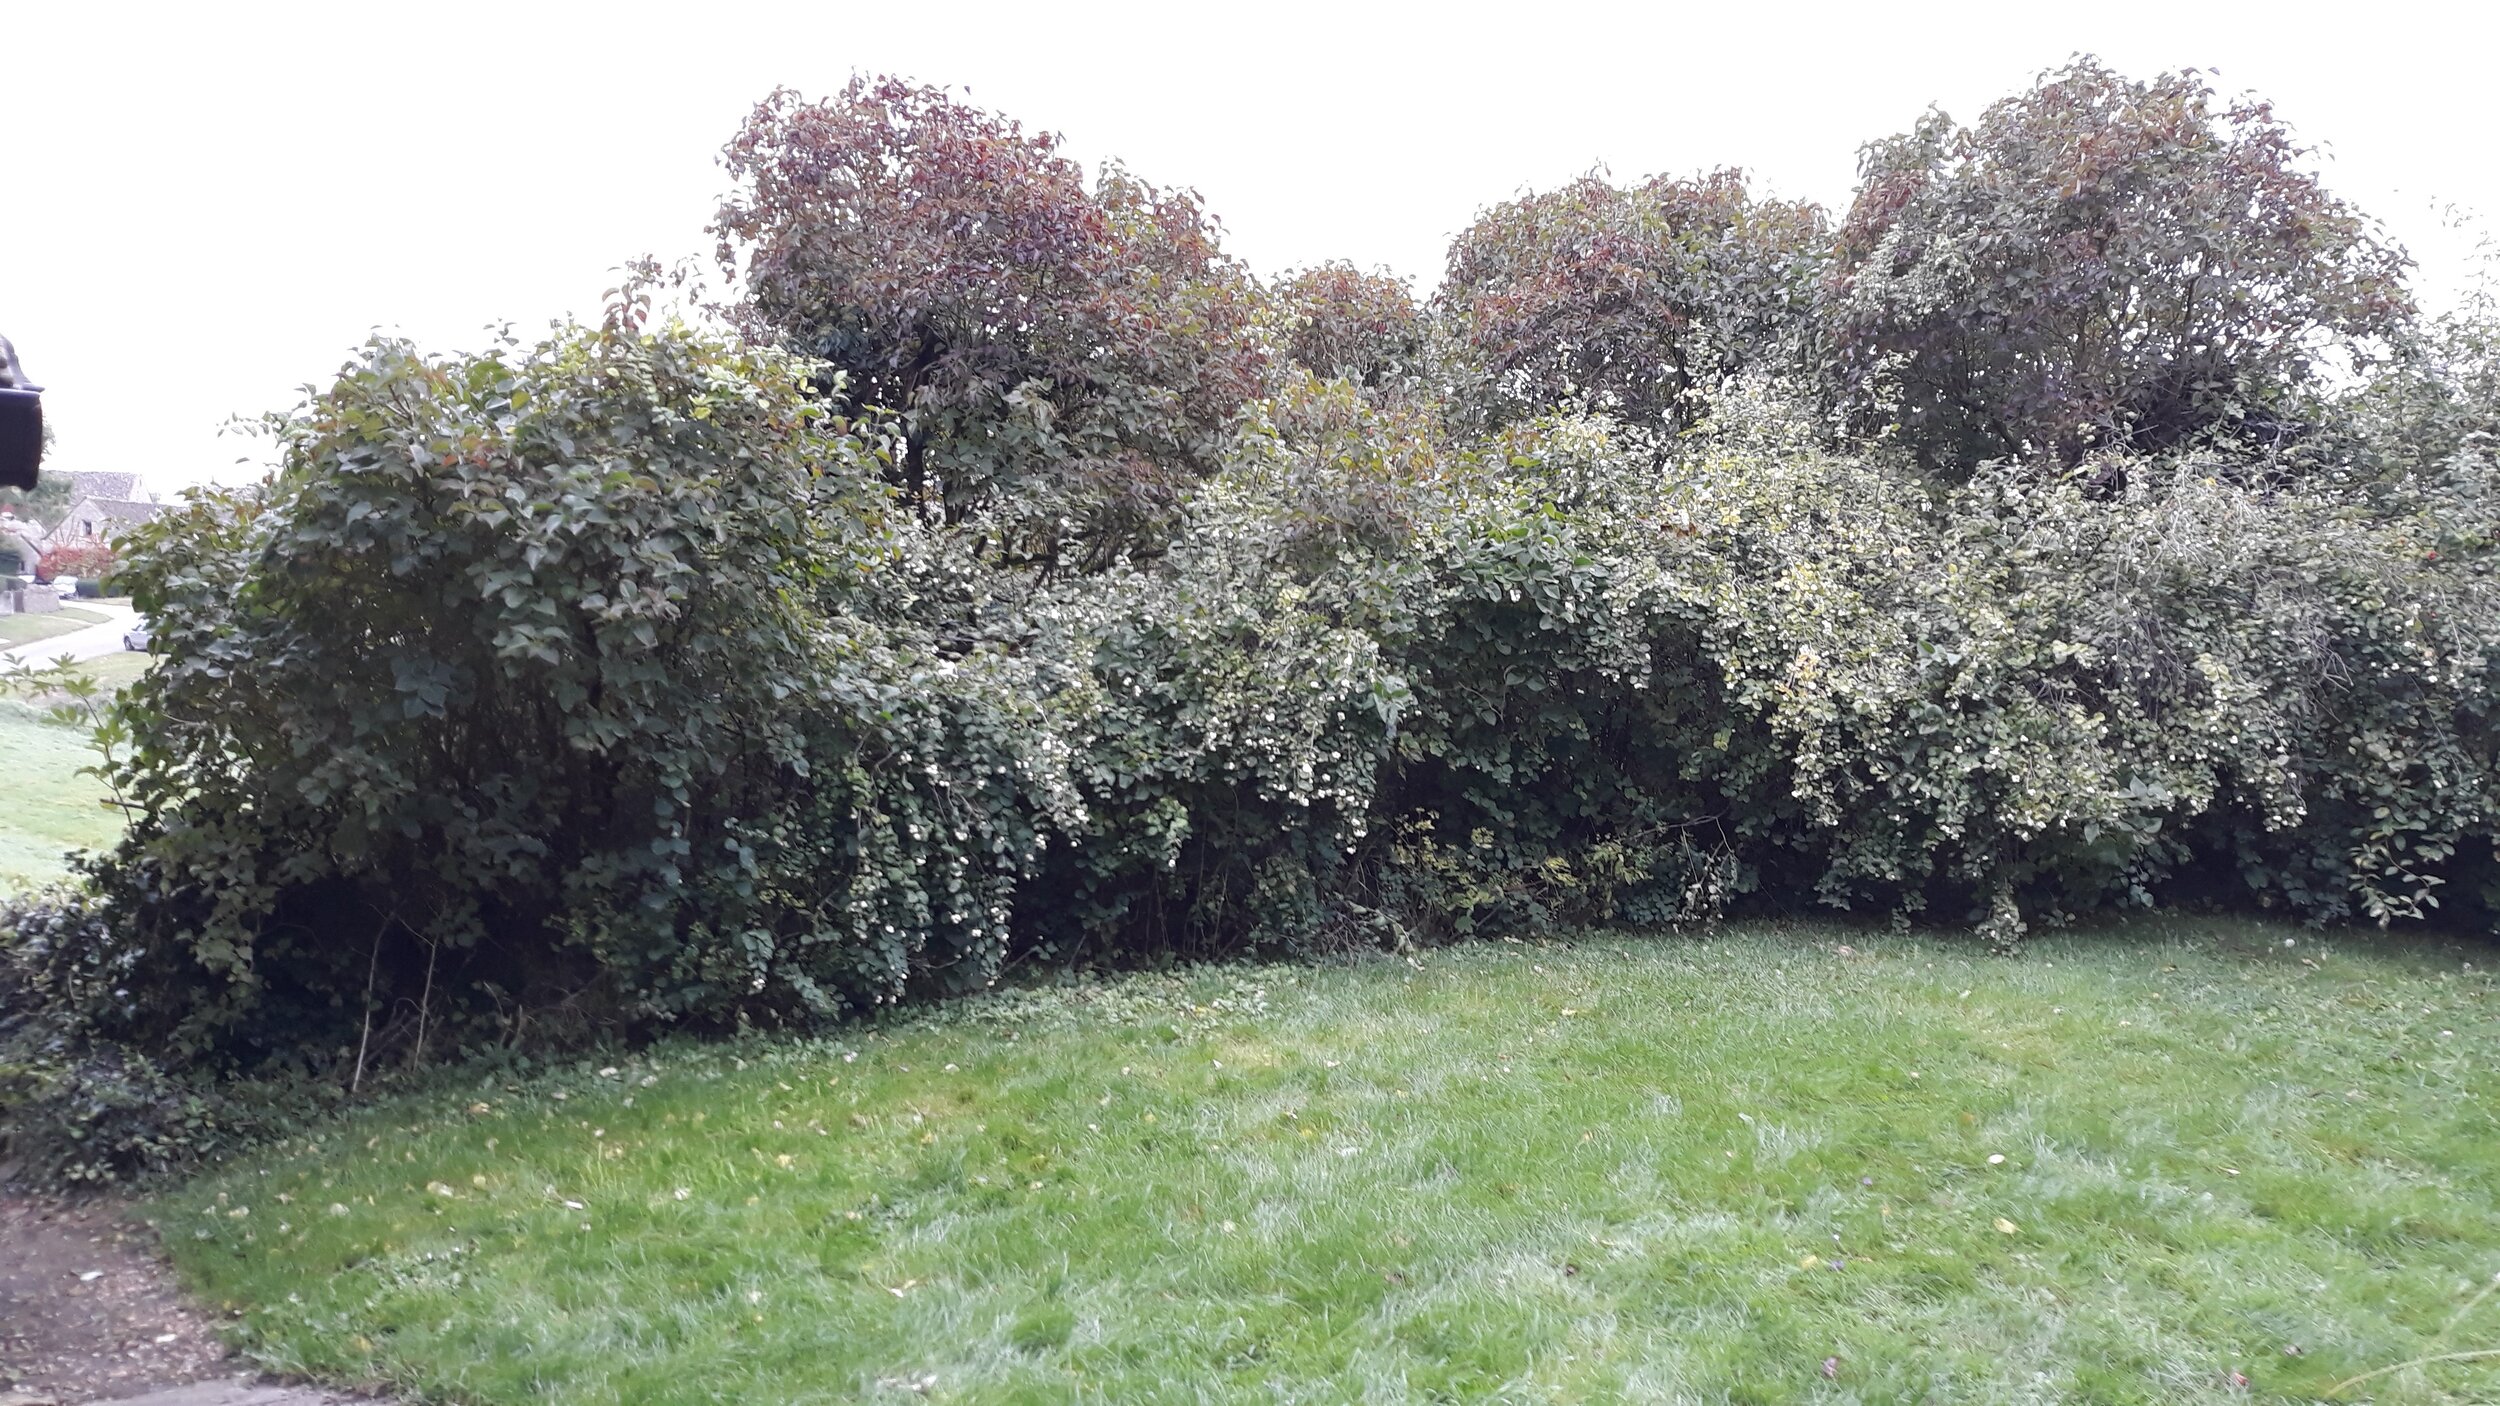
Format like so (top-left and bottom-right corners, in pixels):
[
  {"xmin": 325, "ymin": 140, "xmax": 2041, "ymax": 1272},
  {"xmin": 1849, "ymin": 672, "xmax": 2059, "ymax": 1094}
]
[
  {"xmin": 46, "ymin": 496, "xmax": 167, "ymax": 543},
  {"xmin": 76, "ymin": 497, "xmax": 166, "ymax": 524},
  {"xmin": 65, "ymin": 471, "xmax": 142, "ymax": 501}
]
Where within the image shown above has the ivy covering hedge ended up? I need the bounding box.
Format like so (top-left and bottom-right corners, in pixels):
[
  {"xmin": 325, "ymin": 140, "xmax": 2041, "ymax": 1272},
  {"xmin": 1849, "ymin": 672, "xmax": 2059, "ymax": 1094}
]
[{"xmin": 8, "ymin": 59, "xmax": 2500, "ymax": 1181}]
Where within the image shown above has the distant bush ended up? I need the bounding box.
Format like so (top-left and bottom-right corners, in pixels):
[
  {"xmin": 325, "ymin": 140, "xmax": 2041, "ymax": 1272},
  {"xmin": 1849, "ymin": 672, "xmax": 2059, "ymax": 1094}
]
[
  {"xmin": 1273, "ymin": 262, "xmax": 1428, "ymax": 394},
  {"xmin": 39, "ymin": 541, "xmax": 114, "ymax": 587},
  {"xmin": 1438, "ymin": 170, "xmax": 1826, "ymax": 437},
  {"xmin": 715, "ymin": 77, "xmax": 1268, "ymax": 566}
]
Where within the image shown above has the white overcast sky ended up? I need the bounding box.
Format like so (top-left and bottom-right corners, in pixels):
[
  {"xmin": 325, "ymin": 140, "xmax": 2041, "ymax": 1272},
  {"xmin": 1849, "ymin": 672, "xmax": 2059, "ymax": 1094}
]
[{"xmin": 6, "ymin": 0, "xmax": 2491, "ymax": 491}]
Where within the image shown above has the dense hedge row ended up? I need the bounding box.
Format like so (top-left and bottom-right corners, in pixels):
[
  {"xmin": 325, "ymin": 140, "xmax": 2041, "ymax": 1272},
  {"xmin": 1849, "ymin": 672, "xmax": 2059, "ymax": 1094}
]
[
  {"xmin": 10, "ymin": 324, "xmax": 2496, "ymax": 1175},
  {"xmin": 9, "ymin": 59, "xmax": 2500, "ymax": 1181}
]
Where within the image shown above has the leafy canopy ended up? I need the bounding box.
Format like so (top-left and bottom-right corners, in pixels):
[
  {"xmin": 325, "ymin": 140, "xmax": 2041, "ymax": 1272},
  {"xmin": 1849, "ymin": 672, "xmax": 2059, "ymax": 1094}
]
[
  {"xmin": 1439, "ymin": 170, "xmax": 1827, "ymax": 435},
  {"xmin": 1827, "ymin": 58, "xmax": 2414, "ymax": 475},
  {"xmin": 714, "ymin": 77, "xmax": 1270, "ymax": 565},
  {"xmin": 1273, "ymin": 262, "xmax": 1428, "ymax": 394}
]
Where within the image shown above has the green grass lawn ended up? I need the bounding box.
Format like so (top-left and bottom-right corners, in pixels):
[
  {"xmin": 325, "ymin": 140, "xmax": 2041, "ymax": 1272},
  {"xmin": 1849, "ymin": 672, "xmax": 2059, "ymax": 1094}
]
[
  {"xmin": 0, "ymin": 603, "xmax": 106, "ymax": 649},
  {"xmin": 57, "ymin": 647, "xmax": 151, "ymax": 693},
  {"xmin": 155, "ymin": 922, "xmax": 2497, "ymax": 1404},
  {"xmin": 0, "ymin": 706, "xmax": 125, "ymax": 893}
]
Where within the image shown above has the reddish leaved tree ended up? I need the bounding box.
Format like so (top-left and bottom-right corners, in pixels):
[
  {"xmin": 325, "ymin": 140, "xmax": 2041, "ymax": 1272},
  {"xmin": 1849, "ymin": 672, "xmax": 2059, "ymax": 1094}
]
[
  {"xmin": 714, "ymin": 78, "xmax": 1269, "ymax": 562},
  {"xmin": 1273, "ymin": 262, "xmax": 1426, "ymax": 393},
  {"xmin": 1437, "ymin": 169, "xmax": 1827, "ymax": 434},
  {"xmin": 37, "ymin": 540, "xmax": 115, "ymax": 585},
  {"xmin": 1827, "ymin": 58, "xmax": 2416, "ymax": 476}
]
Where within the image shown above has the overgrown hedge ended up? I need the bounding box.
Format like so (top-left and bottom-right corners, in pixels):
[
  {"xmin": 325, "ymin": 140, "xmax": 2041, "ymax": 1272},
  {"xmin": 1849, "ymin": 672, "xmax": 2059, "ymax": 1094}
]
[{"xmin": 8, "ymin": 313, "xmax": 2497, "ymax": 1186}]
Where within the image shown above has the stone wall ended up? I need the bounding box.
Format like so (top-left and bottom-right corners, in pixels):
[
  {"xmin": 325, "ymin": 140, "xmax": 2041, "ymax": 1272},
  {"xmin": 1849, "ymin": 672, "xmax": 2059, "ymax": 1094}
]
[{"xmin": 1, "ymin": 581, "xmax": 63, "ymax": 615}]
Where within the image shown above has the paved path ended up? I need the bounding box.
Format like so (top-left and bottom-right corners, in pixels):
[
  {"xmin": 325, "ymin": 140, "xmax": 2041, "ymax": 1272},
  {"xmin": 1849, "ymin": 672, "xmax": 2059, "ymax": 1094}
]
[{"xmin": 0, "ymin": 602, "xmax": 141, "ymax": 670}]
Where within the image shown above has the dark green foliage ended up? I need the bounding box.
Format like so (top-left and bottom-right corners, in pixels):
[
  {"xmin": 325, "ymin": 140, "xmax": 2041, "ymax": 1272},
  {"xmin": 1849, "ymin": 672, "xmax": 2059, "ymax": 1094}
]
[
  {"xmin": 16, "ymin": 300, "xmax": 1076, "ymax": 1095},
  {"xmin": 79, "ymin": 310, "xmax": 846, "ymax": 1067},
  {"xmin": 0, "ymin": 889, "xmax": 336, "ymax": 1184}
]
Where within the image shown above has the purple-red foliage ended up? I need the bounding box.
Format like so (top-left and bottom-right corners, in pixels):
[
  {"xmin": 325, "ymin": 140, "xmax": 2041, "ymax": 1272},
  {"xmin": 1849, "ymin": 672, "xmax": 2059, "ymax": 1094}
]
[
  {"xmin": 1828, "ymin": 59, "xmax": 2415, "ymax": 473},
  {"xmin": 1274, "ymin": 263, "xmax": 1426, "ymax": 392},
  {"xmin": 714, "ymin": 78, "xmax": 1268, "ymax": 559},
  {"xmin": 1438, "ymin": 169, "xmax": 1827, "ymax": 433}
]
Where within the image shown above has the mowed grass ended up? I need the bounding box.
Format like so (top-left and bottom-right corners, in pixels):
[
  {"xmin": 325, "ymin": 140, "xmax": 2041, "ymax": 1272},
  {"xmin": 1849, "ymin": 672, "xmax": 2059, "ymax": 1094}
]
[
  {"xmin": 158, "ymin": 923, "xmax": 2497, "ymax": 1404},
  {"xmin": 64, "ymin": 646, "xmax": 152, "ymax": 693},
  {"xmin": 0, "ymin": 705, "xmax": 124, "ymax": 893},
  {"xmin": 0, "ymin": 603, "xmax": 106, "ymax": 648}
]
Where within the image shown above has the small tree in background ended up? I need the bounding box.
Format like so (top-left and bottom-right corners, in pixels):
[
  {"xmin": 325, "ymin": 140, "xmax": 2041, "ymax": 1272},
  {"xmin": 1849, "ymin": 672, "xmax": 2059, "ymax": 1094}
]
[
  {"xmin": 1273, "ymin": 262, "xmax": 1428, "ymax": 395},
  {"xmin": 37, "ymin": 540, "xmax": 115, "ymax": 586},
  {"xmin": 1437, "ymin": 169, "xmax": 1827, "ymax": 436},
  {"xmin": 0, "ymin": 464, "xmax": 71, "ymax": 531},
  {"xmin": 714, "ymin": 77, "xmax": 1270, "ymax": 566},
  {"xmin": 1827, "ymin": 59, "xmax": 2415, "ymax": 478}
]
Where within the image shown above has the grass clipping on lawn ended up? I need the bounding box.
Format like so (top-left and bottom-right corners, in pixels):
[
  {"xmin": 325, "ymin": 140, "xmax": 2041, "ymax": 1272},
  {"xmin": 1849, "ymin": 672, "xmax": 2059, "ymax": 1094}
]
[{"xmin": 158, "ymin": 921, "xmax": 2497, "ymax": 1404}]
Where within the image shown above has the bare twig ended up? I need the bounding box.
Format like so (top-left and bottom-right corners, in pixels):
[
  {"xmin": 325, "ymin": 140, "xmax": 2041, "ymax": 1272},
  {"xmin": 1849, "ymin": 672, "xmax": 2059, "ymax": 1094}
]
[
  {"xmin": 350, "ymin": 912, "xmax": 392, "ymax": 1095},
  {"xmin": 2328, "ymin": 1347, "xmax": 2500, "ymax": 1396},
  {"xmin": 410, "ymin": 937, "xmax": 440, "ymax": 1069}
]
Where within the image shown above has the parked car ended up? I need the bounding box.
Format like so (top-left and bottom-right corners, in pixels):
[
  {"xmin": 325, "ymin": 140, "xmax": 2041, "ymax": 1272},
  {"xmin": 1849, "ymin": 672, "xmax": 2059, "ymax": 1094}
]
[
  {"xmin": 49, "ymin": 575, "xmax": 77, "ymax": 596},
  {"xmin": 122, "ymin": 625, "xmax": 152, "ymax": 652}
]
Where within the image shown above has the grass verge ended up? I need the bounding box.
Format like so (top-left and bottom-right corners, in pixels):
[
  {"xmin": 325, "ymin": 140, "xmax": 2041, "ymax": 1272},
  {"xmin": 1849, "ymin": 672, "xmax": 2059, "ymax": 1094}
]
[
  {"xmin": 155, "ymin": 921, "xmax": 2496, "ymax": 1403},
  {"xmin": 63, "ymin": 648, "xmax": 150, "ymax": 694},
  {"xmin": 0, "ymin": 605, "xmax": 107, "ymax": 649}
]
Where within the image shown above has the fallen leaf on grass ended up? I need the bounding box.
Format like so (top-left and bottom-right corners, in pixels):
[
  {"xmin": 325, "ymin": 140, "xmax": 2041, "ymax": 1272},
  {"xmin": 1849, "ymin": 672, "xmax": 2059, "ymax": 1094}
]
[{"xmin": 1993, "ymin": 1218, "xmax": 2019, "ymax": 1235}]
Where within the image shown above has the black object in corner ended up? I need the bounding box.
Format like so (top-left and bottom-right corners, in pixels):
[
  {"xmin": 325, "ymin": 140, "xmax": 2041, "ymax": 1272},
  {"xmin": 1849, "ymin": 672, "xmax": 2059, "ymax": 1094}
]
[{"xmin": 0, "ymin": 334, "xmax": 41, "ymax": 491}]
